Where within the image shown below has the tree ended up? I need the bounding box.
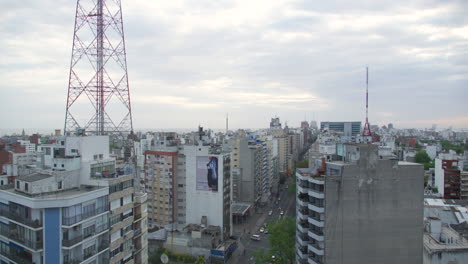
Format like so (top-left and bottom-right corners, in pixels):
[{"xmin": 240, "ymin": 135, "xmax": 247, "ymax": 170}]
[
  {"xmin": 295, "ymin": 160, "xmax": 308, "ymax": 168},
  {"xmin": 415, "ymin": 151, "xmax": 431, "ymax": 164},
  {"xmin": 253, "ymin": 217, "xmax": 296, "ymax": 264},
  {"xmin": 287, "ymin": 174, "xmax": 296, "ymax": 196}
]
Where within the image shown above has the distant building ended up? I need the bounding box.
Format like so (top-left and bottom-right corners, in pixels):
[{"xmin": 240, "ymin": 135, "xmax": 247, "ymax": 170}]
[
  {"xmin": 296, "ymin": 144, "xmax": 423, "ymax": 264},
  {"xmin": 435, "ymin": 155, "xmax": 461, "ymax": 199},
  {"xmin": 270, "ymin": 117, "xmax": 282, "ymax": 129},
  {"xmin": 320, "ymin": 121, "xmax": 362, "ymax": 137}
]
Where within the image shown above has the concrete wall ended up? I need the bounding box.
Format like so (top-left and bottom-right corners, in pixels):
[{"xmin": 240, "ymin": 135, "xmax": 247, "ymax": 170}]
[{"xmin": 325, "ymin": 145, "xmax": 424, "ymax": 264}]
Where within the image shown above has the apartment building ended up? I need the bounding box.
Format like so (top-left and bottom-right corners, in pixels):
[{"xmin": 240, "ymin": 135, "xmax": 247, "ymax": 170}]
[
  {"xmin": 296, "ymin": 144, "xmax": 423, "ymax": 264},
  {"xmin": 0, "ymin": 135, "xmax": 148, "ymax": 264}
]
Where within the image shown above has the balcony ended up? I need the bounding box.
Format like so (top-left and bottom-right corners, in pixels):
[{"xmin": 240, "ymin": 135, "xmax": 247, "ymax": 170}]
[
  {"xmin": 0, "ymin": 210, "xmax": 42, "ymax": 228},
  {"xmin": 308, "ymin": 203, "xmax": 324, "ymax": 213},
  {"xmin": 308, "ymin": 229, "xmax": 324, "ymax": 242},
  {"xmin": 308, "ymin": 255, "xmax": 323, "ymax": 264},
  {"xmin": 308, "ymin": 243, "xmax": 324, "ymax": 255},
  {"xmin": 8, "ymin": 232, "xmax": 43, "ymax": 250},
  {"xmin": 308, "ymin": 216, "xmax": 324, "ymax": 228},
  {"xmin": 297, "ymin": 247, "xmax": 308, "ymax": 259},
  {"xmin": 296, "ymin": 234, "xmax": 309, "ymax": 246},
  {"xmin": 297, "ymin": 210, "xmax": 308, "ymax": 220},
  {"xmin": 297, "ymin": 198, "xmax": 308, "ymax": 207},
  {"xmin": 308, "ymin": 189, "xmax": 324, "ymax": 199},
  {"xmin": 0, "ymin": 247, "xmax": 33, "ymax": 264},
  {"xmin": 297, "ymin": 224, "xmax": 309, "ymax": 233},
  {"xmin": 62, "ymin": 206, "xmax": 108, "ymax": 226},
  {"xmin": 63, "ymin": 235, "xmax": 83, "ymax": 247}
]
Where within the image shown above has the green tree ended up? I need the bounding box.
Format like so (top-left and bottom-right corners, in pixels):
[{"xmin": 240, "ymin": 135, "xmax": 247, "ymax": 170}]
[
  {"xmin": 415, "ymin": 151, "xmax": 431, "ymax": 164},
  {"xmin": 287, "ymin": 174, "xmax": 296, "ymax": 196},
  {"xmin": 295, "ymin": 160, "xmax": 308, "ymax": 168},
  {"xmin": 253, "ymin": 217, "xmax": 296, "ymax": 264}
]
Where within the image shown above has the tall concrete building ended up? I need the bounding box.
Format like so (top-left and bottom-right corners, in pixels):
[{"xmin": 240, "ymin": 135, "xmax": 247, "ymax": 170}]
[
  {"xmin": 296, "ymin": 144, "xmax": 423, "ymax": 264},
  {"xmin": 0, "ymin": 136, "xmax": 148, "ymax": 264},
  {"xmin": 320, "ymin": 122, "xmax": 362, "ymax": 137},
  {"xmin": 184, "ymin": 145, "xmax": 232, "ymax": 241},
  {"xmin": 144, "ymin": 148, "xmax": 186, "ymax": 229}
]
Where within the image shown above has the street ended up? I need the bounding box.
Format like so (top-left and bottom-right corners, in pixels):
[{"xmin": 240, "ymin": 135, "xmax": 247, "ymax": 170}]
[{"xmin": 229, "ymin": 176, "xmax": 296, "ymax": 263}]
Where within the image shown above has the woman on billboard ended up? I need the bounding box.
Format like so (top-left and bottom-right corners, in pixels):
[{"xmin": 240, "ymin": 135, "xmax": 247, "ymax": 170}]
[{"xmin": 206, "ymin": 157, "xmax": 218, "ymax": 191}]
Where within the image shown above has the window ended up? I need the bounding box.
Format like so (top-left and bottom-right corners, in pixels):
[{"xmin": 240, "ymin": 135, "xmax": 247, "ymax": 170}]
[
  {"xmin": 54, "ymin": 164, "xmax": 57, "ymax": 167},
  {"xmin": 24, "ymin": 183, "xmax": 28, "ymax": 191},
  {"xmin": 93, "ymin": 155, "xmax": 98, "ymax": 160},
  {"xmin": 58, "ymin": 181, "xmax": 62, "ymax": 189},
  {"xmin": 84, "ymin": 244, "xmax": 96, "ymax": 258},
  {"xmin": 45, "ymin": 147, "xmax": 51, "ymax": 155},
  {"xmin": 16, "ymin": 181, "xmax": 20, "ymax": 189},
  {"xmin": 83, "ymin": 225, "xmax": 96, "ymax": 238},
  {"xmin": 61, "ymin": 164, "xmax": 64, "ymax": 168}
]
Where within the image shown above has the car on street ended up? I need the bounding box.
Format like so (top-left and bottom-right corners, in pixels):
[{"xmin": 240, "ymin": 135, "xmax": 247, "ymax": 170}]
[
  {"xmin": 280, "ymin": 211, "xmax": 284, "ymax": 215},
  {"xmin": 251, "ymin": 234, "xmax": 261, "ymax": 241},
  {"xmin": 259, "ymin": 228, "xmax": 265, "ymax": 233},
  {"xmin": 268, "ymin": 210, "xmax": 273, "ymax": 216},
  {"xmin": 264, "ymin": 229, "xmax": 269, "ymax": 234}
]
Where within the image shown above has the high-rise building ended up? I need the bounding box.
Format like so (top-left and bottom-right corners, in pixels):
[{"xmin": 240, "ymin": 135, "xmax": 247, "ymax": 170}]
[
  {"xmin": 184, "ymin": 145, "xmax": 232, "ymax": 241},
  {"xmin": 144, "ymin": 145, "xmax": 186, "ymax": 229},
  {"xmin": 296, "ymin": 144, "xmax": 423, "ymax": 264},
  {"xmin": 0, "ymin": 136, "xmax": 148, "ymax": 264},
  {"xmin": 320, "ymin": 122, "xmax": 362, "ymax": 137}
]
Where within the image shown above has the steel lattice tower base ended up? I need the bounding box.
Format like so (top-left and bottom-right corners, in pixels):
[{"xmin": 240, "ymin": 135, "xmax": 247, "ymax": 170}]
[{"xmin": 64, "ymin": 0, "xmax": 133, "ymax": 137}]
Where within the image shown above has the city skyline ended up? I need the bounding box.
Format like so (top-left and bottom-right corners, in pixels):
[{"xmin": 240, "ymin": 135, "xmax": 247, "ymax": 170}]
[{"xmin": 1, "ymin": 0, "xmax": 467, "ymax": 130}]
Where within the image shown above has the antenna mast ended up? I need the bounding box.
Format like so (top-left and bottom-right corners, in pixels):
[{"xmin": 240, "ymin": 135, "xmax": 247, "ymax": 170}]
[{"xmin": 362, "ymin": 67, "xmax": 372, "ymax": 137}]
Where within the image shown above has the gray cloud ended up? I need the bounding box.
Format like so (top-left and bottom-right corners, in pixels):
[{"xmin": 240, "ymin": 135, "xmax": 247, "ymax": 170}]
[{"xmin": 1, "ymin": 0, "xmax": 467, "ymax": 132}]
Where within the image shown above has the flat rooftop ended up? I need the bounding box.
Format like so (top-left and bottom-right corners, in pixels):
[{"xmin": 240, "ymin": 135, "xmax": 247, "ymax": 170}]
[
  {"xmin": 1, "ymin": 185, "xmax": 106, "ymax": 200},
  {"xmin": 19, "ymin": 173, "xmax": 53, "ymax": 182},
  {"xmin": 424, "ymin": 226, "xmax": 468, "ymax": 253}
]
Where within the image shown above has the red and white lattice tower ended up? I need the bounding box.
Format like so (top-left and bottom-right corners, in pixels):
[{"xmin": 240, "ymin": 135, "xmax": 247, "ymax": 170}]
[
  {"xmin": 64, "ymin": 0, "xmax": 133, "ymax": 136},
  {"xmin": 362, "ymin": 67, "xmax": 372, "ymax": 137}
]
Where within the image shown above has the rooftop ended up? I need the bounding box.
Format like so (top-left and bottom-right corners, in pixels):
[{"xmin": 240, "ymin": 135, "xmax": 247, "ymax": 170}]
[
  {"xmin": 1, "ymin": 184, "xmax": 106, "ymax": 200},
  {"xmin": 19, "ymin": 173, "xmax": 52, "ymax": 182},
  {"xmin": 424, "ymin": 226, "xmax": 468, "ymax": 253}
]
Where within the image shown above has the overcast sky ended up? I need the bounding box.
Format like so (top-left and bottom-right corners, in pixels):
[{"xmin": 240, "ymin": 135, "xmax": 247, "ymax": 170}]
[{"xmin": 1, "ymin": 0, "xmax": 467, "ymax": 132}]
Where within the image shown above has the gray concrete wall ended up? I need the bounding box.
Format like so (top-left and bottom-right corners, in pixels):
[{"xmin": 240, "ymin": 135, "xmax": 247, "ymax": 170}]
[{"xmin": 325, "ymin": 144, "xmax": 424, "ymax": 264}]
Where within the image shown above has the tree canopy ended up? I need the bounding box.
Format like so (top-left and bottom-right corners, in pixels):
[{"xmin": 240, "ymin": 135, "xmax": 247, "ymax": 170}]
[{"xmin": 253, "ymin": 217, "xmax": 296, "ymax": 264}]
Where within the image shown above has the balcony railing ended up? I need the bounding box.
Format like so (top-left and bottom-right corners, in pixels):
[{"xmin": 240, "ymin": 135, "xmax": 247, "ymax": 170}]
[
  {"xmin": 62, "ymin": 206, "xmax": 108, "ymax": 226},
  {"xmin": 0, "ymin": 247, "xmax": 33, "ymax": 264},
  {"xmin": 8, "ymin": 232, "xmax": 43, "ymax": 250},
  {"xmin": 0, "ymin": 209, "xmax": 42, "ymax": 228},
  {"xmin": 63, "ymin": 235, "xmax": 83, "ymax": 247}
]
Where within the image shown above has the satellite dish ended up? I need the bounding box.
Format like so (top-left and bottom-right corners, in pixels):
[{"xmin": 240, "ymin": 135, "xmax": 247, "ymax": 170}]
[{"xmin": 161, "ymin": 254, "xmax": 169, "ymax": 264}]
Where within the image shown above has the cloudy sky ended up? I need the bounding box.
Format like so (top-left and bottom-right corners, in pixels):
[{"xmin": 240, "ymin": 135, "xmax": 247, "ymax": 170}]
[{"xmin": 1, "ymin": 0, "xmax": 467, "ymax": 132}]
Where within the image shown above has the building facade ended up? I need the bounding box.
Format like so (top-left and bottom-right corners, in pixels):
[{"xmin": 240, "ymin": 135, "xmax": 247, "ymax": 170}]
[{"xmin": 296, "ymin": 144, "xmax": 423, "ymax": 264}]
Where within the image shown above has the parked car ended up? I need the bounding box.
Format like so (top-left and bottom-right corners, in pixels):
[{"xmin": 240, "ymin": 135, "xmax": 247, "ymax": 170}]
[
  {"xmin": 280, "ymin": 211, "xmax": 284, "ymax": 216},
  {"xmin": 268, "ymin": 210, "xmax": 273, "ymax": 216},
  {"xmin": 259, "ymin": 228, "xmax": 265, "ymax": 233}
]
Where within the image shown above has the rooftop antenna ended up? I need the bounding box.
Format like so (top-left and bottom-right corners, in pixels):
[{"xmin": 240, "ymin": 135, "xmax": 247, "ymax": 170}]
[
  {"xmin": 362, "ymin": 66, "xmax": 372, "ymax": 137},
  {"xmin": 226, "ymin": 113, "xmax": 229, "ymax": 134}
]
